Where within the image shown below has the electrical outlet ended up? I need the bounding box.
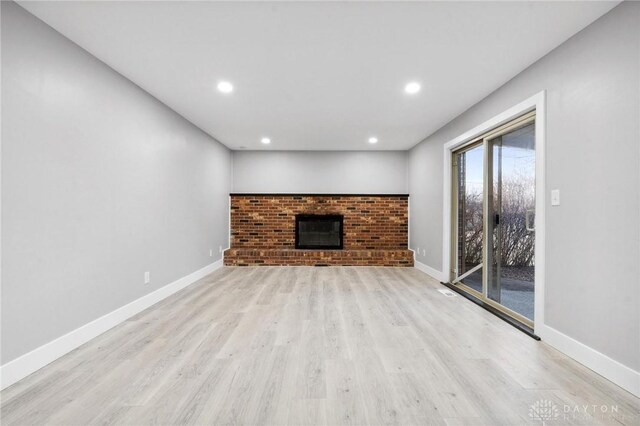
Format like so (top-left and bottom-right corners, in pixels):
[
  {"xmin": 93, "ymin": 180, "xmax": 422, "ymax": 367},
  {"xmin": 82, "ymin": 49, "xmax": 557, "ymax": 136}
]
[
  {"xmin": 219, "ymin": 246, "xmax": 222, "ymax": 253},
  {"xmin": 417, "ymin": 247, "xmax": 420, "ymax": 255},
  {"xmin": 144, "ymin": 271, "xmax": 150, "ymax": 284},
  {"xmin": 209, "ymin": 249, "xmax": 213, "ymax": 257},
  {"xmin": 422, "ymin": 248, "xmax": 426, "ymax": 256}
]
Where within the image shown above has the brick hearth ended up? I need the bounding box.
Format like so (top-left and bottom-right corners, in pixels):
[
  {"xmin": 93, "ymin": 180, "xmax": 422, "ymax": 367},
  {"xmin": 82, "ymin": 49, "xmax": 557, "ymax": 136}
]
[{"xmin": 224, "ymin": 194, "xmax": 413, "ymax": 266}]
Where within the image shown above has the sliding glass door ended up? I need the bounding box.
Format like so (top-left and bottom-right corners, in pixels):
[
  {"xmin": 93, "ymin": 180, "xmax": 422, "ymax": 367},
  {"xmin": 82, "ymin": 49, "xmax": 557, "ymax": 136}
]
[
  {"xmin": 487, "ymin": 122, "xmax": 536, "ymax": 322},
  {"xmin": 452, "ymin": 112, "xmax": 536, "ymax": 327}
]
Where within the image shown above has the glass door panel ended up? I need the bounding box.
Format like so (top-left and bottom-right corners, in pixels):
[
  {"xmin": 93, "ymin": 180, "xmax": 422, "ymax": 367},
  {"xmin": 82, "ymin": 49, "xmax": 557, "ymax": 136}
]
[
  {"xmin": 453, "ymin": 144, "xmax": 484, "ymax": 294},
  {"xmin": 487, "ymin": 123, "xmax": 536, "ymax": 321},
  {"xmin": 450, "ymin": 112, "xmax": 536, "ymax": 328}
]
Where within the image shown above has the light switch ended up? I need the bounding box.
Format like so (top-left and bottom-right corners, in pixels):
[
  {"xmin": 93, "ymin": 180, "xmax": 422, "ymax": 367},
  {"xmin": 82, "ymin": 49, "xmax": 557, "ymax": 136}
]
[{"xmin": 551, "ymin": 189, "xmax": 560, "ymax": 206}]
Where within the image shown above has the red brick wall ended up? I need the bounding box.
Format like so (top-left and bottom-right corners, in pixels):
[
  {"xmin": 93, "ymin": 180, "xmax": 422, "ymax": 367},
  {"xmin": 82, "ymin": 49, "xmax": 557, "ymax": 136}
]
[
  {"xmin": 224, "ymin": 248, "xmax": 413, "ymax": 266},
  {"xmin": 230, "ymin": 195, "xmax": 409, "ymax": 249}
]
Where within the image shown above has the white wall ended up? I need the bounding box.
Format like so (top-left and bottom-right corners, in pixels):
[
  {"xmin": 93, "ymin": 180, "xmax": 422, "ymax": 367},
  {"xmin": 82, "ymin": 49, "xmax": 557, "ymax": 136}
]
[
  {"xmin": 233, "ymin": 151, "xmax": 408, "ymax": 194},
  {"xmin": 1, "ymin": 2, "xmax": 231, "ymax": 364},
  {"xmin": 409, "ymin": 2, "xmax": 639, "ymax": 382}
]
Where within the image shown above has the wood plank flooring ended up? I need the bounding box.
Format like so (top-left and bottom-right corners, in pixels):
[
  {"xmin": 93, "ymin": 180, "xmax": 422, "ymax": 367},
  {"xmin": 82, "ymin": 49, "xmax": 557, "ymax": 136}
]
[{"xmin": 1, "ymin": 267, "xmax": 638, "ymax": 425}]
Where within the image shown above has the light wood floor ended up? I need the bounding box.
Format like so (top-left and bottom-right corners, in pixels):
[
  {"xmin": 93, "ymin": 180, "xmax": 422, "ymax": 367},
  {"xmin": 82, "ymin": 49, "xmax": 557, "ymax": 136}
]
[{"xmin": 1, "ymin": 267, "xmax": 638, "ymax": 425}]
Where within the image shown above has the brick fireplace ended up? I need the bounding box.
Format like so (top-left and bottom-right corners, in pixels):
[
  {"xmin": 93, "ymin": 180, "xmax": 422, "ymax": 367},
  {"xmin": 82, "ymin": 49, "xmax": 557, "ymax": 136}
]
[{"xmin": 224, "ymin": 194, "xmax": 413, "ymax": 266}]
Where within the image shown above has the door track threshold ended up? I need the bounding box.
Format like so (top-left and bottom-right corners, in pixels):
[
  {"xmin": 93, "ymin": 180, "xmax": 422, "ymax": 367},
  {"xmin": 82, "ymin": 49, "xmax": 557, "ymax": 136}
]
[{"xmin": 440, "ymin": 282, "xmax": 540, "ymax": 340}]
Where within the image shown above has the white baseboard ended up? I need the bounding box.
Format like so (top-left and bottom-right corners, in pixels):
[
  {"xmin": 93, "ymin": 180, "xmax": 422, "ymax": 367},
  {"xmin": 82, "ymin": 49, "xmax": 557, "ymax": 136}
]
[
  {"xmin": 414, "ymin": 260, "xmax": 447, "ymax": 282},
  {"xmin": 537, "ymin": 324, "xmax": 640, "ymax": 397},
  {"xmin": 413, "ymin": 260, "xmax": 639, "ymax": 397},
  {"xmin": 0, "ymin": 259, "xmax": 223, "ymax": 390}
]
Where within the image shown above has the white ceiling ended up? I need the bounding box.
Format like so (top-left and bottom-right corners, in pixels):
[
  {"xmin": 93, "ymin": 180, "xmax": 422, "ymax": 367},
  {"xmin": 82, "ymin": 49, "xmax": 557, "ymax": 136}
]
[{"xmin": 19, "ymin": 1, "xmax": 617, "ymax": 151}]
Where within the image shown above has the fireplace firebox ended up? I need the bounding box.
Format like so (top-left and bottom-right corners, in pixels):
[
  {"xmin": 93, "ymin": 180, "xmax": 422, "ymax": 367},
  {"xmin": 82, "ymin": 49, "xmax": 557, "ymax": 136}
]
[{"xmin": 295, "ymin": 214, "xmax": 343, "ymax": 249}]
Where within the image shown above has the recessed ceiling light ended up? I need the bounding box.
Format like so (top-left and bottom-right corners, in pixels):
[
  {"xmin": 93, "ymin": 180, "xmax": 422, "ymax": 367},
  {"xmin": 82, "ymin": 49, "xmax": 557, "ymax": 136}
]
[
  {"xmin": 261, "ymin": 137, "xmax": 271, "ymax": 144},
  {"xmin": 404, "ymin": 82, "xmax": 421, "ymax": 94},
  {"xmin": 368, "ymin": 137, "xmax": 378, "ymax": 144},
  {"xmin": 217, "ymin": 81, "xmax": 233, "ymax": 93}
]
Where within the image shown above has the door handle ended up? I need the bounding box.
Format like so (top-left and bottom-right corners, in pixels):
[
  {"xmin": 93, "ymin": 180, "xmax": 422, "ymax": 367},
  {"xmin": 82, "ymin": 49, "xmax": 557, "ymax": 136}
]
[{"xmin": 525, "ymin": 209, "xmax": 535, "ymax": 232}]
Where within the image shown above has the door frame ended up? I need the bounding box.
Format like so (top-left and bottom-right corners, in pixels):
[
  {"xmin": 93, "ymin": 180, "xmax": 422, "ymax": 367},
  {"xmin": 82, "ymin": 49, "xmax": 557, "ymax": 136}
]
[{"xmin": 442, "ymin": 91, "xmax": 546, "ymax": 334}]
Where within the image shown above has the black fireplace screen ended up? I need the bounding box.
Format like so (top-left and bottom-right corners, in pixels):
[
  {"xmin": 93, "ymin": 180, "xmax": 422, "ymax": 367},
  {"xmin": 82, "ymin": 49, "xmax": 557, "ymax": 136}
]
[{"xmin": 295, "ymin": 214, "xmax": 343, "ymax": 249}]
